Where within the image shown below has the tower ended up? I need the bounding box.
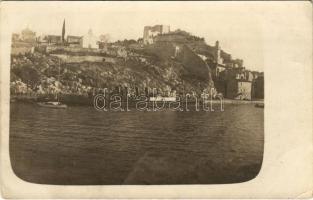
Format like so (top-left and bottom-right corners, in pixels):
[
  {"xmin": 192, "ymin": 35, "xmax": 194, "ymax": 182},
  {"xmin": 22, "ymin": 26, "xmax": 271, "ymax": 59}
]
[{"xmin": 215, "ymin": 40, "xmax": 221, "ymax": 64}]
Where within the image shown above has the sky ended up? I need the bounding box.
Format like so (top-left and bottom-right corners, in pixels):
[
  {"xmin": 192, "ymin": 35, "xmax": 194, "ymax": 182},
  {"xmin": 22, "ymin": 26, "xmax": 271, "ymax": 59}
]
[{"xmin": 3, "ymin": 1, "xmax": 310, "ymax": 72}]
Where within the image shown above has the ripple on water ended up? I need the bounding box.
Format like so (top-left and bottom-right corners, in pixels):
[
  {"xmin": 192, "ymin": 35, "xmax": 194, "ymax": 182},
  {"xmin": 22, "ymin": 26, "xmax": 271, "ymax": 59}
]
[{"xmin": 9, "ymin": 102, "xmax": 264, "ymax": 185}]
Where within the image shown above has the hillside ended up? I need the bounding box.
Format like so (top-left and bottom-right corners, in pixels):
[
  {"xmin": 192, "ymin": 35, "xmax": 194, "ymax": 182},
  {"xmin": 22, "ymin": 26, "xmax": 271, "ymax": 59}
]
[{"xmin": 10, "ymin": 44, "xmax": 214, "ymax": 98}]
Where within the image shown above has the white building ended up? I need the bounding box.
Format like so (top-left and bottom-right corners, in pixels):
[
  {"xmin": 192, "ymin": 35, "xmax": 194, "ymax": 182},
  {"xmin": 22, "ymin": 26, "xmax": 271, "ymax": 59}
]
[
  {"xmin": 143, "ymin": 25, "xmax": 170, "ymax": 44},
  {"xmin": 83, "ymin": 29, "xmax": 98, "ymax": 49}
]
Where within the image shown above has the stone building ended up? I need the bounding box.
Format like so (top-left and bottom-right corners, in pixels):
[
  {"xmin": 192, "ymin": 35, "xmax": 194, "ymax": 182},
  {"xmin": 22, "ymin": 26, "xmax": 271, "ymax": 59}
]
[
  {"xmin": 20, "ymin": 27, "xmax": 36, "ymax": 43},
  {"xmin": 199, "ymin": 40, "xmax": 260, "ymax": 100},
  {"xmin": 143, "ymin": 25, "xmax": 170, "ymax": 44},
  {"xmin": 214, "ymin": 67, "xmax": 252, "ymax": 100},
  {"xmin": 214, "ymin": 41, "xmax": 223, "ymax": 65},
  {"xmin": 44, "ymin": 35, "xmax": 62, "ymax": 45},
  {"xmin": 252, "ymin": 73, "xmax": 264, "ymax": 99},
  {"xmin": 11, "ymin": 28, "xmax": 36, "ymax": 55},
  {"xmin": 67, "ymin": 35, "xmax": 83, "ymax": 48},
  {"xmin": 226, "ymin": 79, "xmax": 252, "ymax": 100},
  {"xmin": 83, "ymin": 29, "xmax": 98, "ymax": 49}
]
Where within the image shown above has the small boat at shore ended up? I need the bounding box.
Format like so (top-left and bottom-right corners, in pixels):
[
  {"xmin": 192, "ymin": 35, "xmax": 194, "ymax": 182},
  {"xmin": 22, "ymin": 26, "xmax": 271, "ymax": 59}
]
[
  {"xmin": 37, "ymin": 101, "xmax": 67, "ymax": 109},
  {"xmin": 255, "ymin": 103, "xmax": 264, "ymax": 108},
  {"xmin": 149, "ymin": 96, "xmax": 176, "ymax": 102}
]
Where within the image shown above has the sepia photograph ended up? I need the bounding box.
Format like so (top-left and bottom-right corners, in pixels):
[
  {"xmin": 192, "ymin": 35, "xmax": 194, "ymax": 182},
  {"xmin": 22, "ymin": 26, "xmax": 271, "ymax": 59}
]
[
  {"xmin": 8, "ymin": 2, "xmax": 264, "ymax": 185},
  {"xmin": 1, "ymin": 1, "xmax": 312, "ymax": 198}
]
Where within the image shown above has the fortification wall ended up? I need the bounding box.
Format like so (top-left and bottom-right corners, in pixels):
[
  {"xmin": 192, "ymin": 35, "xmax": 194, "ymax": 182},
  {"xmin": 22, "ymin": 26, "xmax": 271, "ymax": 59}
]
[{"xmin": 50, "ymin": 54, "xmax": 116, "ymax": 63}]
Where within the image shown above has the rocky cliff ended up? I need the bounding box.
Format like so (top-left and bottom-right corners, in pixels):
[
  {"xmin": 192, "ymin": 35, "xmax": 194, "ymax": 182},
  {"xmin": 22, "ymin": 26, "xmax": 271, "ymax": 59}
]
[{"xmin": 11, "ymin": 37, "xmax": 214, "ymax": 98}]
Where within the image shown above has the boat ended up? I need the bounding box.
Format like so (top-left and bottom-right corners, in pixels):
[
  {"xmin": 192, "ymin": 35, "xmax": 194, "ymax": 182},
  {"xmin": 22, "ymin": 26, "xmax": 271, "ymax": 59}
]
[
  {"xmin": 149, "ymin": 96, "xmax": 176, "ymax": 102},
  {"xmin": 255, "ymin": 103, "xmax": 264, "ymax": 108},
  {"xmin": 37, "ymin": 58, "xmax": 67, "ymax": 109},
  {"xmin": 37, "ymin": 101, "xmax": 67, "ymax": 109}
]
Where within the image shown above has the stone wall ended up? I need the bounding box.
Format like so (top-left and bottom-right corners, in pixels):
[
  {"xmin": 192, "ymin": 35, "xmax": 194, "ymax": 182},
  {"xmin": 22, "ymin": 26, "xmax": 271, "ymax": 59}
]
[
  {"xmin": 154, "ymin": 34, "xmax": 188, "ymax": 43},
  {"xmin": 50, "ymin": 54, "xmax": 116, "ymax": 63},
  {"xmin": 46, "ymin": 46, "xmax": 106, "ymax": 54},
  {"xmin": 252, "ymin": 76, "xmax": 264, "ymax": 99}
]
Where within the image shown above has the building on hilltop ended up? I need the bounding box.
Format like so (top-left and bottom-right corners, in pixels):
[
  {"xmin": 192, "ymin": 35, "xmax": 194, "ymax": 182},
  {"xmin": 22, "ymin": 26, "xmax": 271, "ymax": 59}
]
[
  {"xmin": 143, "ymin": 25, "xmax": 170, "ymax": 44},
  {"xmin": 83, "ymin": 29, "xmax": 98, "ymax": 49},
  {"xmin": 154, "ymin": 30, "xmax": 196, "ymax": 44},
  {"xmin": 11, "ymin": 27, "xmax": 36, "ymax": 55},
  {"xmin": 145, "ymin": 30, "xmax": 259, "ymax": 99},
  {"xmin": 67, "ymin": 35, "xmax": 83, "ymax": 48},
  {"xmin": 196, "ymin": 40, "xmax": 264, "ymax": 100},
  {"xmin": 36, "ymin": 20, "xmax": 83, "ymax": 47},
  {"xmin": 214, "ymin": 41, "xmax": 223, "ymax": 65},
  {"xmin": 207, "ymin": 41, "xmax": 244, "ymax": 78},
  {"xmin": 44, "ymin": 35, "xmax": 62, "ymax": 45},
  {"xmin": 20, "ymin": 27, "xmax": 36, "ymax": 43}
]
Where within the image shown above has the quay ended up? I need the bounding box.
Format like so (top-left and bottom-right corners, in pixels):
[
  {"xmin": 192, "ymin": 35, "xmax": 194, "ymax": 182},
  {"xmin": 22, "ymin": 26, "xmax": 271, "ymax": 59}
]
[{"xmin": 11, "ymin": 94, "xmax": 264, "ymax": 106}]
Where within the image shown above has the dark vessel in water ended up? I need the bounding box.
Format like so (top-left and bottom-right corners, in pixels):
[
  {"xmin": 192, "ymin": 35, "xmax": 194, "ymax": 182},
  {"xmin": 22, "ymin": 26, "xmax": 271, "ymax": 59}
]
[{"xmin": 37, "ymin": 101, "xmax": 67, "ymax": 109}]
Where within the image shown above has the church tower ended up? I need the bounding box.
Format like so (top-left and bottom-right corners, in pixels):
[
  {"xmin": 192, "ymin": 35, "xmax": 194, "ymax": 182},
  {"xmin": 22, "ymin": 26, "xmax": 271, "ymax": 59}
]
[{"xmin": 215, "ymin": 40, "xmax": 221, "ymax": 64}]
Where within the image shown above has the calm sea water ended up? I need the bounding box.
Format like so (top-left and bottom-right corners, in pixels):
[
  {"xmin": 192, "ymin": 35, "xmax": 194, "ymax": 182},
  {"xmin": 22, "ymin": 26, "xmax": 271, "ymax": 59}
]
[{"xmin": 10, "ymin": 102, "xmax": 263, "ymax": 185}]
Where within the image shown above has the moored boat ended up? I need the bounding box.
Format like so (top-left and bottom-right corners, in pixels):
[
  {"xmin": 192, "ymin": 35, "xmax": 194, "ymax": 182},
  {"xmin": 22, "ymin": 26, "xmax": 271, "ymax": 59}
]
[{"xmin": 37, "ymin": 101, "xmax": 67, "ymax": 109}]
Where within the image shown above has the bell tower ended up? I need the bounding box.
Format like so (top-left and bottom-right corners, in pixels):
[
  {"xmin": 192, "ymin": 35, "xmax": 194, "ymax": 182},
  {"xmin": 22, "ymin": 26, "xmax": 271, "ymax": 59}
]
[{"xmin": 215, "ymin": 40, "xmax": 221, "ymax": 64}]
